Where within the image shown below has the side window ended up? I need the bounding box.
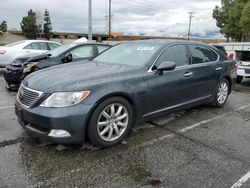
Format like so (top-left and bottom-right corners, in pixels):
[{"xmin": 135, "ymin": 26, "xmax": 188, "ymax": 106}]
[
  {"xmin": 97, "ymin": 45, "xmax": 110, "ymax": 54},
  {"xmin": 23, "ymin": 44, "xmax": 33, "ymax": 50},
  {"xmin": 156, "ymin": 45, "xmax": 189, "ymax": 67},
  {"xmin": 25, "ymin": 42, "xmax": 47, "ymax": 50},
  {"xmin": 40, "ymin": 42, "xmax": 49, "ymax": 50},
  {"xmin": 189, "ymin": 45, "xmax": 217, "ymax": 64},
  {"xmin": 48, "ymin": 43, "xmax": 60, "ymax": 50},
  {"xmin": 69, "ymin": 45, "xmax": 94, "ymax": 59}
]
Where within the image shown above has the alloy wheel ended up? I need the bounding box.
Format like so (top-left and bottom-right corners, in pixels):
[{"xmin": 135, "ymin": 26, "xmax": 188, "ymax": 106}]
[
  {"xmin": 217, "ymin": 81, "xmax": 229, "ymax": 104},
  {"xmin": 97, "ymin": 103, "xmax": 129, "ymax": 142}
]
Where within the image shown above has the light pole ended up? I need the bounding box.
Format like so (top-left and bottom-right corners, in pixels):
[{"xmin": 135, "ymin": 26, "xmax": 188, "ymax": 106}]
[
  {"xmin": 88, "ymin": 0, "xmax": 92, "ymax": 40},
  {"xmin": 108, "ymin": 0, "xmax": 111, "ymax": 36}
]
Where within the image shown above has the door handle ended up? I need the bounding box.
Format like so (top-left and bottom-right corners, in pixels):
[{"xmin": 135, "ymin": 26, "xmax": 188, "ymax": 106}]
[
  {"xmin": 216, "ymin": 67, "xmax": 222, "ymax": 71},
  {"xmin": 184, "ymin": 72, "xmax": 193, "ymax": 77}
]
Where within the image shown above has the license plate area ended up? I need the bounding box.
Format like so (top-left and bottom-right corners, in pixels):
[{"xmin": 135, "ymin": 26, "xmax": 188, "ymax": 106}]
[
  {"xmin": 15, "ymin": 104, "xmax": 23, "ymax": 122},
  {"xmin": 245, "ymin": 69, "xmax": 250, "ymax": 74}
]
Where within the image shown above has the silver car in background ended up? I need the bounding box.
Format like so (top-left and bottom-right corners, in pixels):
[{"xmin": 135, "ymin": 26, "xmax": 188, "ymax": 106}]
[{"xmin": 0, "ymin": 40, "xmax": 61, "ymax": 68}]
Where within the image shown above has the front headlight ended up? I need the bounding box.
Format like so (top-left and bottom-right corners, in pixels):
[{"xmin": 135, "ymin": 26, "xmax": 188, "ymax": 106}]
[{"xmin": 40, "ymin": 90, "xmax": 90, "ymax": 108}]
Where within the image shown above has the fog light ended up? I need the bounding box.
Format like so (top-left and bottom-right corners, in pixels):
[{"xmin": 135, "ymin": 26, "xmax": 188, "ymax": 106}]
[{"xmin": 48, "ymin": 129, "xmax": 71, "ymax": 138}]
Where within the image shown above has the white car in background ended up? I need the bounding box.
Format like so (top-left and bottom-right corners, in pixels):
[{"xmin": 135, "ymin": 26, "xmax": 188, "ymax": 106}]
[
  {"xmin": 0, "ymin": 40, "xmax": 61, "ymax": 68},
  {"xmin": 219, "ymin": 42, "xmax": 250, "ymax": 83}
]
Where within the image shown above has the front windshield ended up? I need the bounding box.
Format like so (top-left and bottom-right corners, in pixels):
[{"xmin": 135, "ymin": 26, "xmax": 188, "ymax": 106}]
[
  {"xmin": 93, "ymin": 42, "xmax": 163, "ymax": 66},
  {"xmin": 48, "ymin": 44, "xmax": 75, "ymax": 57}
]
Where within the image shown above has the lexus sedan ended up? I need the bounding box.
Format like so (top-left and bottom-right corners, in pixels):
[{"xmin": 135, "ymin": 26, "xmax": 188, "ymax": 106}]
[
  {"xmin": 15, "ymin": 40, "xmax": 236, "ymax": 148},
  {"xmin": 3, "ymin": 43, "xmax": 111, "ymax": 90},
  {"xmin": 0, "ymin": 40, "xmax": 61, "ymax": 68}
]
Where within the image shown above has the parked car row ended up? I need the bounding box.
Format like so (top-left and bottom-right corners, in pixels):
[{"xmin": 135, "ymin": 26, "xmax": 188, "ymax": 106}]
[
  {"xmin": 14, "ymin": 40, "xmax": 237, "ymax": 148},
  {"xmin": 3, "ymin": 42, "xmax": 111, "ymax": 90},
  {"xmin": 0, "ymin": 40, "xmax": 62, "ymax": 68}
]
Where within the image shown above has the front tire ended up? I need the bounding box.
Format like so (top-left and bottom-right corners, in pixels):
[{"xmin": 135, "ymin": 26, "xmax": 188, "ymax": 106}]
[
  {"xmin": 87, "ymin": 97, "xmax": 134, "ymax": 148},
  {"xmin": 212, "ymin": 79, "xmax": 229, "ymax": 108}
]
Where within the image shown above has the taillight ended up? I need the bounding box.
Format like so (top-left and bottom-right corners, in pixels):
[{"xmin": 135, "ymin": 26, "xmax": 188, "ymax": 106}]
[
  {"xmin": 228, "ymin": 53, "xmax": 234, "ymax": 59},
  {"xmin": 0, "ymin": 50, "xmax": 6, "ymax": 55}
]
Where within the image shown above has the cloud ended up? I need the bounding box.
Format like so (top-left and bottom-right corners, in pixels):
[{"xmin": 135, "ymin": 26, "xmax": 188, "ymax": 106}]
[{"xmin": 0, "ymin": 0, "xmax": 222, "ymax": 37}]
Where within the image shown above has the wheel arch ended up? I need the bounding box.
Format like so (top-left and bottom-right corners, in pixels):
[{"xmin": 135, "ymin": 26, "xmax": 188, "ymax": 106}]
[
  {"xmin": 84, "ymin": 92, "xmax": 137, "ymax": 141},
  {"xmin": 223, "ymin": 75, "xmax": 232, "ymax": 94}
]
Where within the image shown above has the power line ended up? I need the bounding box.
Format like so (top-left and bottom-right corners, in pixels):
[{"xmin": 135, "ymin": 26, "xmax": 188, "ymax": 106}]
[{"xmin": 187, "ymin": 11, "xmax": 194, "ymax": 40}]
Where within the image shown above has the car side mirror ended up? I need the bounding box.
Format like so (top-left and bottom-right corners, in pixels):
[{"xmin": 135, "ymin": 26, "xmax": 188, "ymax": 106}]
[
  {"xmin": 157, "ymin": 61, "xmax": 176, "ymax": 73},
  {"xmin": 61, "ymin": 54, "xmax": 73, "ymax": 63}
]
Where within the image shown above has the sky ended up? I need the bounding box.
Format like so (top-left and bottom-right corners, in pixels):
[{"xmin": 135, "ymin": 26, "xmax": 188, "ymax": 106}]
[{"xmin": 0, "ymin": 0, "xmax": 222, "ymax": 38}]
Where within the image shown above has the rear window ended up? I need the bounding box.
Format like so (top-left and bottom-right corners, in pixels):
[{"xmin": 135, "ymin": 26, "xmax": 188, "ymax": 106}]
[
  {"xmin": 213, "ymin": 45, "xmax": 227, "ymax": 55},
  {"xmin": 189, "ymin": 45, "xmax": 218, "ymax": 64},
  {"xmin": 48, "ymin": 43, "xmax": 61, "ymax": 50},
  {"xmin": 236, "ymin": 51, "xmax": 250, "ymax": 62}
]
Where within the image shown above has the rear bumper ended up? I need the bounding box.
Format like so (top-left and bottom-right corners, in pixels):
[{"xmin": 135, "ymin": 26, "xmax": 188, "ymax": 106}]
[
  {"xmin": 237, "ymin": 66, "xmax": 250, "ymax": 77},
  {"xmin": 15, "ymin": 100, "xmax": 93, "ymax": 145}
]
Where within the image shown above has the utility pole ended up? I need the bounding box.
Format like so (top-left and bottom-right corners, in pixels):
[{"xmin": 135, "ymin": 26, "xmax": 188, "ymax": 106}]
[
  {"xmin": 108, "ymin": 0, "xmax": 111, "ymax": 36},
  {"xmin": 187, "ymin": 12, "xmax": 194, "ymax": 40},
  {"xmin": 88, "ymin": 0, "xmax": 92, "ymax": 40}
]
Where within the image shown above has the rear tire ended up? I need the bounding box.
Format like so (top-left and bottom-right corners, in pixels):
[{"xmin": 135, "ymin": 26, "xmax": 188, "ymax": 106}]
[
  {"xmin": 87, "ymin": 97, "xmax": 134, "ymax": 148},
  {"xmin": 212, "ymin": 79, "xmax": 229, "ymax": 108},
  {"xmin": 236, "ymin": 76, "xmax": 243, "ymax": 84}
]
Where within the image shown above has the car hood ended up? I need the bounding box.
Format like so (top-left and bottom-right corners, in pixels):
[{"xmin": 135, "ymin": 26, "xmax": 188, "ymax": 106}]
[
  {"xmin": 26, "ymin": 53, "xmax": 51, "ymax": 63},
  {"xmin": 23, "ymin": 60, "xmax": 137, "ymax": 92},
  {"xmin": 10, "ymin": 53, "xmax": 48, "ymax": 67}
]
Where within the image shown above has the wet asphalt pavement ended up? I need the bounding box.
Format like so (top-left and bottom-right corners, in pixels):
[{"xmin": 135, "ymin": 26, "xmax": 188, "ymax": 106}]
[{"xmin": 1, "ymin": 74, "xmax": 250, "ymax": 188}]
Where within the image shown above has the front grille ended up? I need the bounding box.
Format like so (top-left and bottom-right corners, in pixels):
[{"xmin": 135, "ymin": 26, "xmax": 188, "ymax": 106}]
[{"xmin": 18, "ymin": 86, "xmax": 42, "ymax": 107}]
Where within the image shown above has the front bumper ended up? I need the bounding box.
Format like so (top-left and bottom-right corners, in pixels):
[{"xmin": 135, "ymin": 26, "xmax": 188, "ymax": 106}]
[
  {"xmin": 3, "ymin": 65, "xmax": 24, "ymax": 85},
  {"xmin": 15, "ymin": 100, "xmax": 93, "ymax": 145}
]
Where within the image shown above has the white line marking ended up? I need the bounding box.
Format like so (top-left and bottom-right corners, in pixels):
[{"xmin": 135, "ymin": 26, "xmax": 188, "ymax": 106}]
[
  {"xmin": 0, "ymin": 105, "xmax": 14, "ymax": 110},
  {"xmin": 230, "ymin": 171, "xmax": 250, "ymax": 188},
  {"xmin": 179, "ymin": 104, "xmax": 250, "ymax": 134},
  {"xmin": 137, "ymin": 104, "xmax": 250, "ymax": 148},
  {"xmin": 178, "ymin": 114, "xmax": 227, "ymax": 133}
]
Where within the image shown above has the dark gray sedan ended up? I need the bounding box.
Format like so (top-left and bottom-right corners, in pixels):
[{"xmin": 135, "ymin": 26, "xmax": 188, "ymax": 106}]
[{"xmin": 15, "ymin": 40, "xmax": 237, "ymax": 148}]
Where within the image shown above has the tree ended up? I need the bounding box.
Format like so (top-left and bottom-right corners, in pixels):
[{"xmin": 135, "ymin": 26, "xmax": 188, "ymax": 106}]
[
  {"xmin": 0, "ymin": 21, "xmax": 7, "ymax": 32},
  {"xmin": 43, "ymin": 9, "xmax": 53, "ymax": 40},
  {"xmin": 213, "ymin": 0, "xmax": 249, "ymax": 42},
  {"xmin": 20, "ymin": 9, "xmax": 38, "ymax": 39},
  {"xmin": 227, "ymin": 0, "xmax": 246, "ymax": 42},
  {"xmin": 213, "ymin": 0, "xmax": 233, "ymax": 41},
  {"xmin": 240, "ymin": 1, "xmax": 250, "ymax": 39}
]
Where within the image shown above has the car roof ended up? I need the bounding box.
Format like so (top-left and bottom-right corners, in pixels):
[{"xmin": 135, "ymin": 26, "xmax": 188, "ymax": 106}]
[
  {"xmin": 125, "ymin": 39, "xmax": 210, "ymax": 46},
  {"xmin": 5, "ymin": 40, "xmax": 61, "ymax": 48},
  {"xmin": 71, "ymin": 42, "xmax": 112, "ymax": 46},
  {"xmin": 12, "ymin": 40, "xmax": 60, "ymax": 44}
]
